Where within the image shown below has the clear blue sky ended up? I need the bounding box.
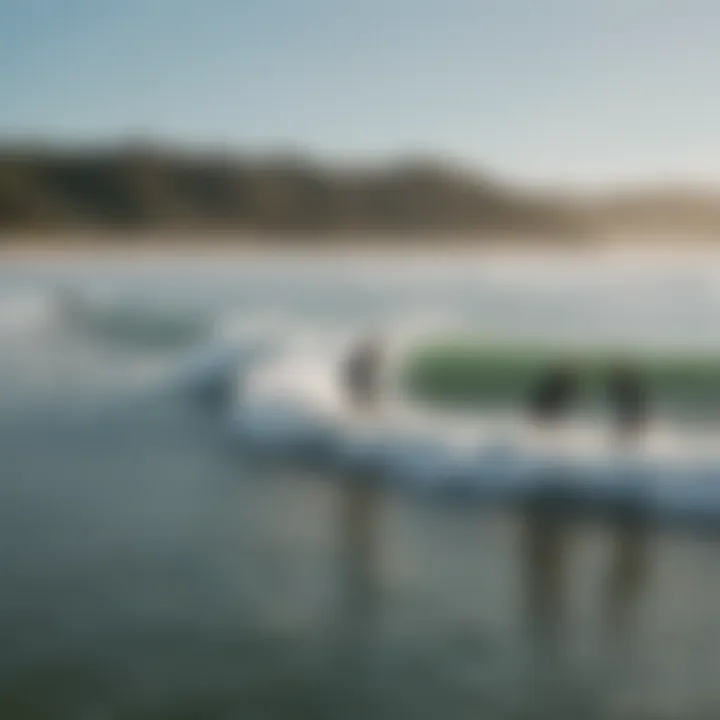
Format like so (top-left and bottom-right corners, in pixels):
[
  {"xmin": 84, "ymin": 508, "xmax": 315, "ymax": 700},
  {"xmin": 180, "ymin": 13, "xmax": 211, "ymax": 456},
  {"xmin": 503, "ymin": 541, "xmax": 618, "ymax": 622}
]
[{"xmin": 2, "ymin": 0, "xmax": 719, "ymax": 185}]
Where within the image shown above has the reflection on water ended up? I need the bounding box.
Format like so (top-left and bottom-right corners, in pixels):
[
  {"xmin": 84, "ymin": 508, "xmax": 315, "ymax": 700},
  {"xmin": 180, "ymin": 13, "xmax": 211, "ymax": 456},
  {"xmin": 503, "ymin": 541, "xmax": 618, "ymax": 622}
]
[
  {"xmin": 605, "ymin": 499, "xmax": 651, "ymax": 657},
  {"xmin": 337, "ymin": 478, "xmax": 382, "ymax": 639},
  {"xmin": 521, "ymin": 481, "xmax": 573, "ymax": 658}
]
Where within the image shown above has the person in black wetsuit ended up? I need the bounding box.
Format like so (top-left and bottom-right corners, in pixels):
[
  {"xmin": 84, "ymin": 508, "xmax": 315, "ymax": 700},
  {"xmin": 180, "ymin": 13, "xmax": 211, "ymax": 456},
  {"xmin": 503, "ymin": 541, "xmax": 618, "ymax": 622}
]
[
  {"xmin": 341, "ymin": 335, "xmax": 384, "ymax": 413},
  {"xmin": 337, "ymin": 335, "xmax": 386, "ymax": 648},
  {"xmin": 528, "ymin": 364, "xmax": 580, "ymax": 427},
  {"xmin": 607, "ymin": 363, "xmax": 647, "ymax": 443},
  {"xmin": 522, "ymin": 363, "xmax": 581, "ymax": 656},
  {"xmin": 604, "ymin": 363, "xmax": 650, "ymax": 652}
]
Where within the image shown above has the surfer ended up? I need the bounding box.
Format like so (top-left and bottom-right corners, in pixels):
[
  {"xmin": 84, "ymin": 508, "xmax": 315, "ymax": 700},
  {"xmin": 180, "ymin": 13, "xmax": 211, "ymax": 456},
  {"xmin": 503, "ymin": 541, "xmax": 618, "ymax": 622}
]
[
  {"xmin": 522, "ymin": 363, "xmax": 580, "ymax": 657},
  {"xmin": 528, "ymin": 364, "xmax": 580, "ymax": 427},
  {"xmin": 341, "ymin": 334, "xmax": 384, "ymax": 413},
  {"xmin": 607, "ymin": 363, "xmax": 647, "ymax": 444},
  {"xmin": 336, "ymin": 334, "xmax": 386, "ymax": 647},
  {"xmin": 604, "ymin": 363, "xmax": 650, "ymax": 653}
]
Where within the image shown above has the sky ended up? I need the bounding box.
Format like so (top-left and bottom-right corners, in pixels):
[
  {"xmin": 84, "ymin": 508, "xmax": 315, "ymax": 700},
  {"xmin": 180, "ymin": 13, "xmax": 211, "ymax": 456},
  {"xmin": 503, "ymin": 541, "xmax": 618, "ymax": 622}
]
[{"xmin": 2, "ymin": 0, "xmax": 720, "ymax": 186}]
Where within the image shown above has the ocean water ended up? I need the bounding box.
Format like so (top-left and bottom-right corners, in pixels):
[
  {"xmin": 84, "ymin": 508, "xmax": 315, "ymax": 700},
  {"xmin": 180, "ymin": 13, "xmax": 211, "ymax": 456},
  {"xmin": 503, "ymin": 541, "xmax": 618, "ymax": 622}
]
[{"xmin": 2, "ymin": 249, "xmax": 720, "ymax": 719}]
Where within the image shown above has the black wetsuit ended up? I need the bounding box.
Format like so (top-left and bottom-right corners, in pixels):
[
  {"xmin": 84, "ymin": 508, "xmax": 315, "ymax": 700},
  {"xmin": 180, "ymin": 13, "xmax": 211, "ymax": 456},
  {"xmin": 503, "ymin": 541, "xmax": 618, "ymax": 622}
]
[
  {"xmin": 528, "ymin": 367, "xmax": 578, "ymax": 425},
  {"xmin": 343, "ymin": 342, "xmax": 381, "ymax": 408},
  {"xmin": 608, "ymin": 368, "xmax": 646, "ymax": 439}
]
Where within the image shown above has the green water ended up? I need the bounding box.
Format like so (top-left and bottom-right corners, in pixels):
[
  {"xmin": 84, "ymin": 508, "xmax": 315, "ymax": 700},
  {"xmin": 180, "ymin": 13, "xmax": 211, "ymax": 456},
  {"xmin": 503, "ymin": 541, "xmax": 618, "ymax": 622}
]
[{"xmin": 399, "ymin": 338, "xmax": 720, "ymax": 411}]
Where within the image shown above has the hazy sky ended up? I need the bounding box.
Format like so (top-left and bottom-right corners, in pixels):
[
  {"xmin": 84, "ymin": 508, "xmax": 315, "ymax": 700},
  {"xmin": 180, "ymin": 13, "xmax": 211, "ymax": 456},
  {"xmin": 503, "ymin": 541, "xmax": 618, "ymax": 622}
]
[{"xmin": 2, "ymin": 0, "xmax": 719, "ymax": 185}]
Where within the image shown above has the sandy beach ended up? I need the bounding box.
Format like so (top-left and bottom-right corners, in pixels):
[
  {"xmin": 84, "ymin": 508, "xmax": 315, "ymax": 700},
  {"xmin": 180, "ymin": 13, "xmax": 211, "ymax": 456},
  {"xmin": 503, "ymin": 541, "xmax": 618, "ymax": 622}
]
[{"xmin": 2, "ymin": 231, "xmax": 720, "ymax": 265}]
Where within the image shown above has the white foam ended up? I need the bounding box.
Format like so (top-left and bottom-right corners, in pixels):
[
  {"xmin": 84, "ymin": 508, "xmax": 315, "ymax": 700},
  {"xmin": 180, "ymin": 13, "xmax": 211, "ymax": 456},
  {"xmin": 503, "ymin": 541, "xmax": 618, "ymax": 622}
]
[
  {"xmin": 226, "ymin": 348, "xmax": 720, "ymax": 522},
  {"xmin": 0, "ymin": 291, "xmax": 57, "ymax": 335}
]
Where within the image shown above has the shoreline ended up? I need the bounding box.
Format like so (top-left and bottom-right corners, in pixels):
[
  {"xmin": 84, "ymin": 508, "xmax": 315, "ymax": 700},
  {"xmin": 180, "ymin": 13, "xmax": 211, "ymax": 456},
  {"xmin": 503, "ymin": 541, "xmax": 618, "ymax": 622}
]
[{"xmin": 1, "ymin": 231, "xmax": 720, "ymax": 263}]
